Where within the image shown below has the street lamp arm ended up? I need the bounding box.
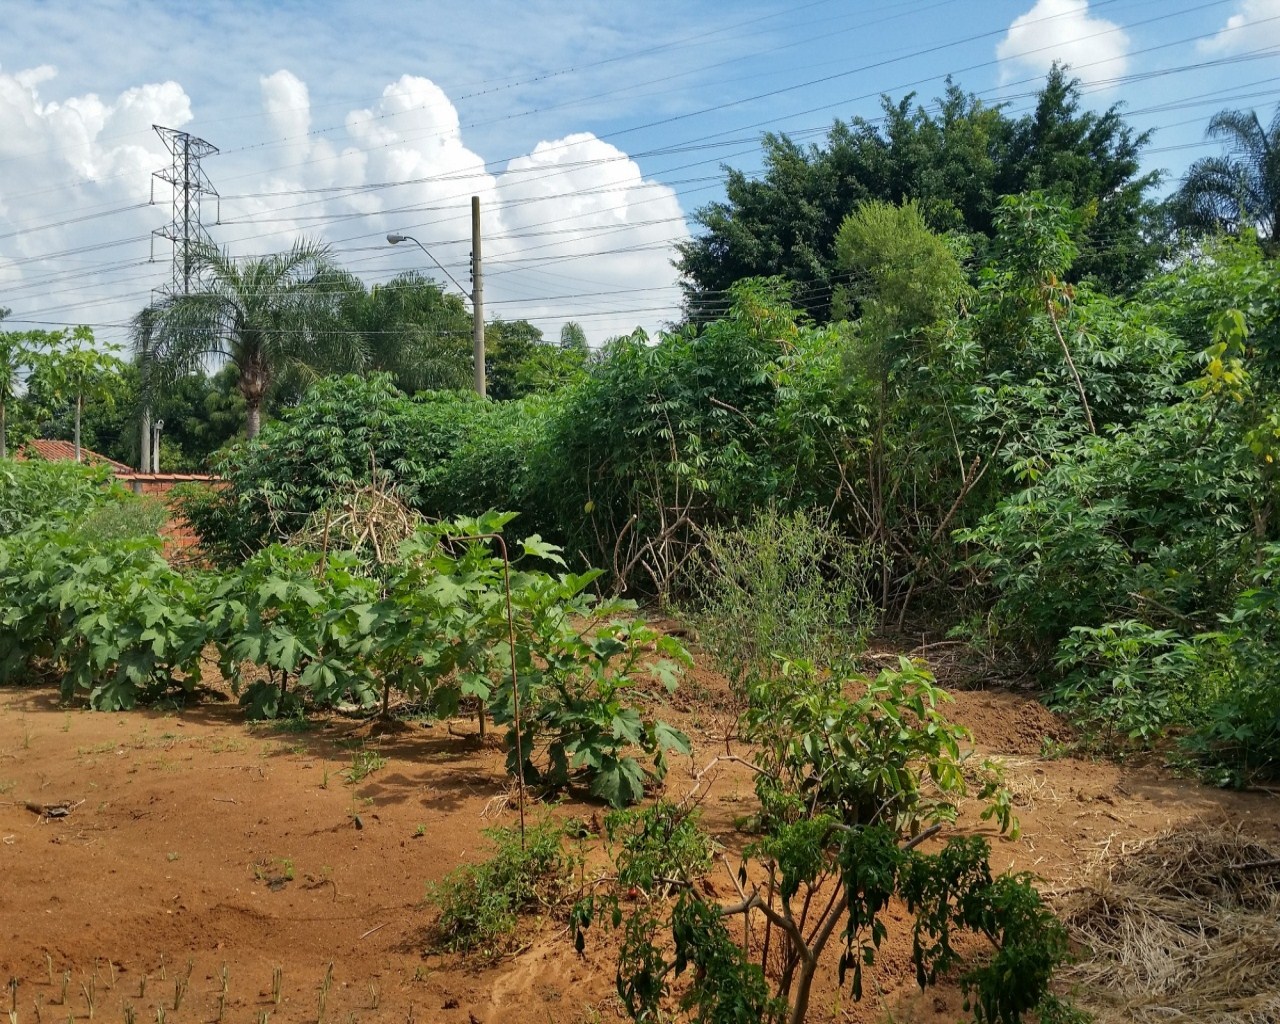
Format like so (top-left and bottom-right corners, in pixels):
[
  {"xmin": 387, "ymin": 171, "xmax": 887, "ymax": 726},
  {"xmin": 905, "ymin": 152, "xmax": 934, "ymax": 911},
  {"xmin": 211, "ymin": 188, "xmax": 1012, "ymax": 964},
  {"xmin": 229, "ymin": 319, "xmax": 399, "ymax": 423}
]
[{"xmin": 386, "ymin": 233, "xmax": 470, "ymax": 300}]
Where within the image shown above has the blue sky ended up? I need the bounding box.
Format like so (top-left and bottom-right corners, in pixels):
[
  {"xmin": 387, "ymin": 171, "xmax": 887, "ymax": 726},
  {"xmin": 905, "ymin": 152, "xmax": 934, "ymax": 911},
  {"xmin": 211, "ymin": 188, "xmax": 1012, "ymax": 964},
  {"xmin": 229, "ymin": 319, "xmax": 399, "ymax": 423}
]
[{"xmin": 1, "ymin": 0, "xmax": 1277, "ymax": 347}]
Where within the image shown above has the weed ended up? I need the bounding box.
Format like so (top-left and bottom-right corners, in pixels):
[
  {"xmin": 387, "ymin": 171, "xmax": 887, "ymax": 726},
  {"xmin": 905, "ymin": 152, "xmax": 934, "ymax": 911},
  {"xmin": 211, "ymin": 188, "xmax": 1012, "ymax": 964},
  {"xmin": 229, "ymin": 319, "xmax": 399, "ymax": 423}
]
[
  {"xmin": 123, "ymin": 1004, "xmax": 135, "ymax": 1024},
  {"xmin": 80, "ymin": 976, "xmax": 95, "ymax": 1018},
  {"xmin": 413, "ymin": 824, "xmax": 425, "ymax": 838},
  {"xmin": 320, "ymin": 768, "xmax": 331, "ymax": 789},
  {"xmin": 345, "ymin": 749, "xmax": 386, "ymax": 784},
  {"xmin": 171, "ymin": 976, "xmax": 186, "ymax": 1012},
  {"xmin": 317, "ymin": 964, "xmax": 333, "ymax": 1024},
  {"xmin": 136, "ymin": 974, "xmax": 146, "ymax": 1000},
  {"xmin": 45, "ymin": 955, "xmax": 52, "ymax": 986},
  {"xmin": 253, "ymin": 857, "xmax": 295, "ymax": 885},
  {"xmin": 271, "ymin": 966, "xmax": 282, "ymax": 1007},
  {"xmin": 154, "ymin": 1007, "xmax": 165, "ymax": 1024},
  {"xmin": 368, "ymin": 982, "xmax": 380, "ymax": 1009},
  {"xmin": 427, "ymin": 818, "xmax": 575, "ymax": 957},
  {"xmin": 166, "ymin": 852, "xmax": 178, "ymax": 863},
  {"xmin": 59, "ymin": 972, "xmax": 69, "ymax": 1006}
]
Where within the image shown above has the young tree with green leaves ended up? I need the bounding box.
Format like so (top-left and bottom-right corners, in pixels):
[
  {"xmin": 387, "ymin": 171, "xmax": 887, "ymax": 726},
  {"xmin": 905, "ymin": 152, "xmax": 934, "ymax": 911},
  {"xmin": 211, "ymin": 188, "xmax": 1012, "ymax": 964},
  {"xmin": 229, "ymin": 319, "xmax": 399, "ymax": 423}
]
[
  {"xmin": 27, "ymin": 326, "xmax": 127, "ymax": 462},
  {"xmin": 136, "ymin": 239, "xmax": 360, "ymax": 439}
]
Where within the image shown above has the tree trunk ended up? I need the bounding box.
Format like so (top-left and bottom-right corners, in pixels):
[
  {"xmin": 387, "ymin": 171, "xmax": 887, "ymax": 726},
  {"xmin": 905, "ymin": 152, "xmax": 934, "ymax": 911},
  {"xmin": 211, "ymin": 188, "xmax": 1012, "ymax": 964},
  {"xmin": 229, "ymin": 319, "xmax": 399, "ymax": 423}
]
[
  {"xmin": 0, "ymin": 400, "xmax": 6, "ymax": 460},
  {"xmin": 246, "ymin": 400, "xmax": 262, "ymax": 440},
  {"xmin": 74, "ymin": 394, "xmax": 82, "ymax": 462}
]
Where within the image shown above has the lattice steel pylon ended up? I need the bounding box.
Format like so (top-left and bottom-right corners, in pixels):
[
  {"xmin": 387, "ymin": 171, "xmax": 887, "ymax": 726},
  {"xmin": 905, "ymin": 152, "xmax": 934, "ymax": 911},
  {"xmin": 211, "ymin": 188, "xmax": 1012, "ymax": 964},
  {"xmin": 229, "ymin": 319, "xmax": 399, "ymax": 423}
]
[{"xmin": 150, "ymin": 124, "xmax": 219, "ymax": 296}]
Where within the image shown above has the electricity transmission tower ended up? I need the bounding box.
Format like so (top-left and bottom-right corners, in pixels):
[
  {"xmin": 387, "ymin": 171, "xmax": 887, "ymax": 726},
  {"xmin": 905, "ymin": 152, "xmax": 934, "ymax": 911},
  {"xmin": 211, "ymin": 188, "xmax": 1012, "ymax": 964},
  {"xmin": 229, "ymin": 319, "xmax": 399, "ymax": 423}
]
[
  {"xmin": 142, "ymin": 125, "xmax": 219, "ymax": 471},
  {"xmin": 150, "ymin": 125, "xmax": 220, "ymax": 296}
]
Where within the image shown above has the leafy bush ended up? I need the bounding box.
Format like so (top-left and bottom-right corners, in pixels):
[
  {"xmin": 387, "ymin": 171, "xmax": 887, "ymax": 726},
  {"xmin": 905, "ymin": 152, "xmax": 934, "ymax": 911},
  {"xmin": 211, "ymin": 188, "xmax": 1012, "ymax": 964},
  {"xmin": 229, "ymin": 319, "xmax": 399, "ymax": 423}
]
[
  {"xmin": 207, "ymin": 545, "xmax": 381, "ymax": 718},
  {"xmin": 1180, "ymin": 547, "xmax": 1280, "ymax": 784},
  {"xmin": 1051, "ymin": 621, "xmax": 1210, "ymax": 751},
  {"xmin": 0, "ymin": 528, "xmax": 209, "ymax": 708},
  {"xmin": 574, "ymin": 663, "xmax": 1059, "ymax": 1024},
  {"xmin": 745, "ymin": 657, "xmax": 1009, "ymax": 832},
  {"xmin": 681, "ymin": 505, "xmax": 877, "ymax": 689},
  {"xmin": 0, "ymin": 458, "xmax": 124, "ymax": 534},
  {"xmin": 70, "ymin": 495, "xmax": 169, "ymax": 544},
  {"xmin": 427, "ymin": 818, "xmax": 576, "ymax": 957}
]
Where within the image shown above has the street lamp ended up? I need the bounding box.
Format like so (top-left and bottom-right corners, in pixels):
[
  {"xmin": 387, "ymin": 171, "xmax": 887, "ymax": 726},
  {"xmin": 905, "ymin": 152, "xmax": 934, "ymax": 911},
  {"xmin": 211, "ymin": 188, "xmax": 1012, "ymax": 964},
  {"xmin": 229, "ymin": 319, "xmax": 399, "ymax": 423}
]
[{"xmin": 387, "ymin": 223, "xmax": 486, "ymax": 397}]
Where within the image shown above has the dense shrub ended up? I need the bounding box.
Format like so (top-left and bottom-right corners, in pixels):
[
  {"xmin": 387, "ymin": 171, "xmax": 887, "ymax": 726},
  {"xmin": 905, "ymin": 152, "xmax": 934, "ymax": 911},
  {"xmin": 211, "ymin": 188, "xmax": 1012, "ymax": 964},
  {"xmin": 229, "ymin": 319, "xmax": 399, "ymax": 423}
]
[{"xmin": 0, "ymin": 458, "xmax": 125, "ymax": 534}]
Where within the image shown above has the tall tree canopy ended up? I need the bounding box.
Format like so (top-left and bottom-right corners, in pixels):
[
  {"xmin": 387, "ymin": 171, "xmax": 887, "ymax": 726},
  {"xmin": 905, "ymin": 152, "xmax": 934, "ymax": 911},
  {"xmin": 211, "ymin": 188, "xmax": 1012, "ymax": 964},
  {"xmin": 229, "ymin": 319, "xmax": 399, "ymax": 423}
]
[
  {"xmin": 339, "ymin": 271, "xmax": 474, "ymax": 394},
  {"xmin": 136, "ymin": 240, "xmax": 358, "ymax": 438},
  {"xmin": 677, "ymin": 67, "xmax": 1161, "ymax": 323},
  {"xmin": 1172, "ymin": 102, "xmax": 1280, "ymax": 253}
]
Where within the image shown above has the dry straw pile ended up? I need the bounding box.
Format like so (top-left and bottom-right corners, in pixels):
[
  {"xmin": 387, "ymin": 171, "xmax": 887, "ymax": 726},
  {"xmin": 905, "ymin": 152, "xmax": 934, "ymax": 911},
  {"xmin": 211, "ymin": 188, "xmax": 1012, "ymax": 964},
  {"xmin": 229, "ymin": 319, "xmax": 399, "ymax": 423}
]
[{"xmin": 1057, "ymin": 824, "xmax": 1280, "ymax": 1023}]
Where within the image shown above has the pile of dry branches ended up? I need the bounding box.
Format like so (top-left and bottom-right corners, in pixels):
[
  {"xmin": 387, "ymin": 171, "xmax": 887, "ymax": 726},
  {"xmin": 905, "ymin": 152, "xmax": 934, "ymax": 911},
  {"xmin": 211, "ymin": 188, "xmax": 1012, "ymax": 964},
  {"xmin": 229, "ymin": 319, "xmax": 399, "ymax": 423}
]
[
  {"xmin": 1057, "ymin": 824, "xmax": 1280, "ymax": 1023},
  {"xmin": 291, "ymin": 481, "xmax": 421, "ymax": 563}
]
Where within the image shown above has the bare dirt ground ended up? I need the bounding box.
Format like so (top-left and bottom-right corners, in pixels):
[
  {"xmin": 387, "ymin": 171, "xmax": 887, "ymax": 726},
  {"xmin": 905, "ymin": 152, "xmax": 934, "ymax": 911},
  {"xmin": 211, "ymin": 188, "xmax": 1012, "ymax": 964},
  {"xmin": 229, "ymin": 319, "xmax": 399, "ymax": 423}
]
[{"xmin": 1, "ymin": 659, "xmax": 1277, "ymax": 1024}]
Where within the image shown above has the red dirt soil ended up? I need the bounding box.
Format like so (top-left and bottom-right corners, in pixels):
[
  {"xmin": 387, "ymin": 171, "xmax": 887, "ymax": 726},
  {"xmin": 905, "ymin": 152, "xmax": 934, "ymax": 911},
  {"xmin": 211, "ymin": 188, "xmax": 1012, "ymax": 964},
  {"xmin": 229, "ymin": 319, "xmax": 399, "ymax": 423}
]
[{"xmin": 1, "ymin": 663, "xmax": 1277, "ymax": 1024}]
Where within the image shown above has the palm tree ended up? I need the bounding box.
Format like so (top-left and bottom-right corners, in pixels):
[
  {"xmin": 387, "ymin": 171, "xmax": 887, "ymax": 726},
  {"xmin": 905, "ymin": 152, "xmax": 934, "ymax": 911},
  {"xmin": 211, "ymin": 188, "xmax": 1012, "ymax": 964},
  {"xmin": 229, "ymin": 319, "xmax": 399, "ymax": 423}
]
[
  {"xmin": 339, "ymin": 272, "xmax": 474, "ymax": 394},
  {"xmin": 1173, "ymin": 103, "xmax": 1280, "ymax": 252},
  {"xmin": 136, "ymin": 240, "xmax": 361, "ymax": 438}
]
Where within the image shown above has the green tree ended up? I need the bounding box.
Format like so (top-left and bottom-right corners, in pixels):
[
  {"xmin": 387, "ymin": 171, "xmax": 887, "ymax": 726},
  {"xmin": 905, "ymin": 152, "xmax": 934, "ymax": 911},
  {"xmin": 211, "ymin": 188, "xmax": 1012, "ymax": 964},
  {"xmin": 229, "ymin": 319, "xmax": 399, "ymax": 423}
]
[
  {"xmin": 340, "ymin": 271, "xmax": 474, "ymax": 393},
  {"xmin": 137, "ymin": 240, "xmax": 359, "ymax": 438},
  {"xmin": 0, "ymin": 311, "xmax": 34, "ymax": 460},
  {"xmin": 27, "ymin": 326, "xmax": 126, "ymax": 462},
  {"xmin": 678, "ymin": 70, "xmax": 1161, "ymax": 322},
  {"xmin": 1172, "ymin": 102, "xmax": 1280, "ymax": 252},
  {"xmin": 559, "ymin": 321, "xmax": 588, "ymax": 352},
  {"xmin": 485, "ymin": 319, "xmax": 545, "ymax": 400}
]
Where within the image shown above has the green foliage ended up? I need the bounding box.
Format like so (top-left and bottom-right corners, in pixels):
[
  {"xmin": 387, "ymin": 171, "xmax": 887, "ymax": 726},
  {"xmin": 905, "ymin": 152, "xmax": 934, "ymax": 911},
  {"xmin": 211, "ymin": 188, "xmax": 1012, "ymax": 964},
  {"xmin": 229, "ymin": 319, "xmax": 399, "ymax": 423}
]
[
  {"xmin": 573, "ymin": 804, "xmax": 781, "ymax": 1024},
  {"xmin": 0, "ymin": 527, "xmax": 209, "ymax": 709},
  {"xmin": 896, "ymin": 834, "xmax": 1070, "ymax": 1023},
  {"xmin": 206, "ymin": 545, "xmax": 380, "ymax": 718},
  {"xmin": 536, "ymin": 279, "xmax": 853, "ymax": 599},
  {"xmin": 70, "ymin": 496, "xmax": 169, "ymax": 545},
  {"xmin": 137, "ymin": 238, "xmax": 358, "ymax": 438},
  {"xmin": 427, "ymin": 818, "xmax": 575, "ymax": 957},
  {"xmin": 679, "ymin": 69, "xmax": 1161, "ymax": 323},
  {"xmin": 580, "ymin": 668, "xmax": 1053, "ymax": 1024},
  {"xmin": 682, "ymin": 506, "xmax": 877, "ymax": 689},
  {"xmin": 1052, "ymin": 621, "xmax": 1210, "ymax": 750},
  {"xmin": 835, "ymin": 198, "xmax": 970, "ymax": 331},
  {"xmin": 452, "ymin": 523, "xmax": 694, "ymax": 807},
  {"xmin": 0, "ymin": 458, "xmax": 124, "ymax": 534},
  {"xmin": 1180, "ymin": 546, "xmax": 1280, "ymax": 784},
  {"xmin": 340, "ymin": 271, "xmax": 474, "ymax": 394},
  {"xmin": 745, "ymin": 658, "xmax": 1006, "ymax": 833},
  {"xmin": 1171, "ymin": 101, "xmax": 1280, "ymax": 251},
  {"xmin": 175, "ymin": 375, "xmax": 558, "ymax": 561}
]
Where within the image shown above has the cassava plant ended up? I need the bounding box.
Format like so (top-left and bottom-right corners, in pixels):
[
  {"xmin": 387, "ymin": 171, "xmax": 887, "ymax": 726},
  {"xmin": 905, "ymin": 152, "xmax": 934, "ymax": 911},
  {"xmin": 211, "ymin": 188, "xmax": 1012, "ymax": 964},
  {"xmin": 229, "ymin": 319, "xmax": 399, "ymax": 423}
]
[{"xmin": 574, "ymin": 660, "xmax": 1065, "ymax": 1024}]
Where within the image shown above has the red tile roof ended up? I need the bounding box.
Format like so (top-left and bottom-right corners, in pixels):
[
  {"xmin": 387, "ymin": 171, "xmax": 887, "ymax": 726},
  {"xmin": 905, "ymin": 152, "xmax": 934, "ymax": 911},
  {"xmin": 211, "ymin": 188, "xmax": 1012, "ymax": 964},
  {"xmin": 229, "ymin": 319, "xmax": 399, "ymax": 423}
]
[{"xmin": 19, "ymin": 439, "xmax": 134, "ymax": 474}]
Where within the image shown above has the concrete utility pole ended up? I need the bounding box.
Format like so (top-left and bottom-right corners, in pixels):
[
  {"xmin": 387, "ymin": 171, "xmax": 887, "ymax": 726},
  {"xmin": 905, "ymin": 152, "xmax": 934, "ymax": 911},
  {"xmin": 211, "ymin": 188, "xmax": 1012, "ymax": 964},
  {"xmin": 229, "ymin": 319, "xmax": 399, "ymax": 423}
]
[{"xmin": 471, "ymin": 195, "xmax": 486, "ymax": 398}]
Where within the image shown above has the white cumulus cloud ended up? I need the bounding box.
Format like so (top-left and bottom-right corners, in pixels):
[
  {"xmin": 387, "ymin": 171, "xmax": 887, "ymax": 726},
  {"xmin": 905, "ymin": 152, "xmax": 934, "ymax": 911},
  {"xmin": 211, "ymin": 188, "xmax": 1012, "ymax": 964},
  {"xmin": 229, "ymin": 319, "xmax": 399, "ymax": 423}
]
[
  {"xmin": 1200, "ymin": 0, "xmax": 1280, "ymax": 53},
  {"xmin": 996, "ymin": 0, "xmax": 1130, "ymax": 88},
  {"xmin": 0, "ymin": 65, "xmax": 689, "ymax": 349}
]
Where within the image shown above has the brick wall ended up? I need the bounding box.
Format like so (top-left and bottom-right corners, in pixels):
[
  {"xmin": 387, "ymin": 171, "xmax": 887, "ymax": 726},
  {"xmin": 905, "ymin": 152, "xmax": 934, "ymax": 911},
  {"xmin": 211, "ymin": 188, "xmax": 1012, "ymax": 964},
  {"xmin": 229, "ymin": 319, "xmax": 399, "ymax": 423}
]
[{"xmin": 115, "ymin": 473, "xmax": 223, "ymax": 561}]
